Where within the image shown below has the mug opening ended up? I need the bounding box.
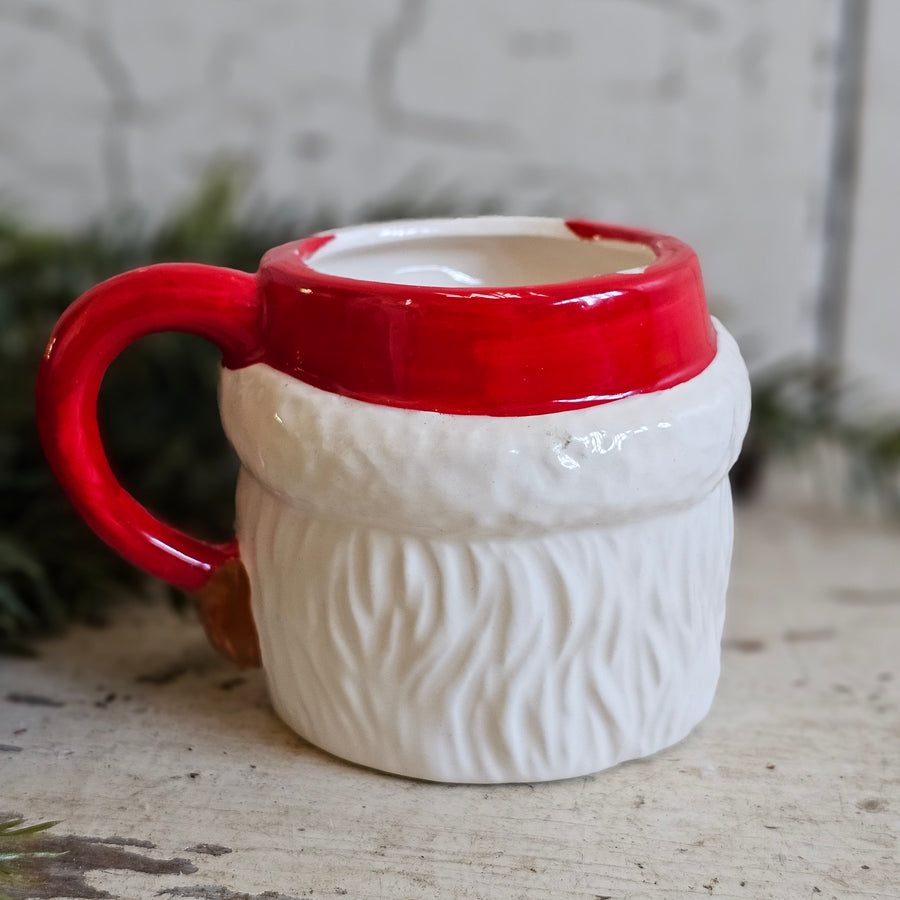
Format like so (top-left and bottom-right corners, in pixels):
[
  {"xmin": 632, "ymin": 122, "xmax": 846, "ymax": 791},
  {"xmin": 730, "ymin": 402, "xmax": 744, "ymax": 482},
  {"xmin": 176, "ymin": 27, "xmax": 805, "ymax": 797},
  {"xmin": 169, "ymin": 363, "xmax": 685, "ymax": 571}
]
[
  {"xmin": 304, "ymin": 218, "xmax": 658, "ymax": 289},
  {"xmin": 255, "ymin": 216, "xmax": 715, "ymax": 416}
]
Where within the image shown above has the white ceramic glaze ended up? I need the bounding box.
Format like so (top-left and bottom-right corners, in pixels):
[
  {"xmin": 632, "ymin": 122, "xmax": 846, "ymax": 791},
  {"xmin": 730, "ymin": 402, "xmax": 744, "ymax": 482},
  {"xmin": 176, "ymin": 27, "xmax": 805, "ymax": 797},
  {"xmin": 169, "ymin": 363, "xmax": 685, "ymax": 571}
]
[
  {"xmin": 307, "ymin": 216, "xmax": 656, "ymax": 286},
  {"xmin": 220, "ymin": 322, "xmax": 750, "ymax": 783}
]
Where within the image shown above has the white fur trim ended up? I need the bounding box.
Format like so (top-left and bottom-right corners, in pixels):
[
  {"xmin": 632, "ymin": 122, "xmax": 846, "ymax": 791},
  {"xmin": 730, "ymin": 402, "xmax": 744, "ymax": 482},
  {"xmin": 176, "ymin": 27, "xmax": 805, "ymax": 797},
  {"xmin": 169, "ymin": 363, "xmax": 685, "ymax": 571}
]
[{"xmin": 219, "ymin": 320, "xmax": 749, "ymax": 538}]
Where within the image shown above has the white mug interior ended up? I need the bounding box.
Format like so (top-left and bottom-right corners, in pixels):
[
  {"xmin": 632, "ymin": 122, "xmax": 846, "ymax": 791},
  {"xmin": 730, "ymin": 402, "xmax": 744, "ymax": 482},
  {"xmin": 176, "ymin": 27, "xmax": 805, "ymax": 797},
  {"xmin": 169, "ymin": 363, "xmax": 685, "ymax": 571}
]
[{"xmin": 305, "ymin": 217, "xmax": 658, "ymax": 288}]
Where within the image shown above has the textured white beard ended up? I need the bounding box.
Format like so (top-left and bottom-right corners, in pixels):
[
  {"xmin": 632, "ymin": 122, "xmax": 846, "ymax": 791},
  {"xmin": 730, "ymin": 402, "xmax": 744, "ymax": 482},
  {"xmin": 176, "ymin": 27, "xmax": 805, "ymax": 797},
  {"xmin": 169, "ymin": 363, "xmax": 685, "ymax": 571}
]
[{"xmin": 239, "ymin": 474, "xmax": 732, "ymax": 783}]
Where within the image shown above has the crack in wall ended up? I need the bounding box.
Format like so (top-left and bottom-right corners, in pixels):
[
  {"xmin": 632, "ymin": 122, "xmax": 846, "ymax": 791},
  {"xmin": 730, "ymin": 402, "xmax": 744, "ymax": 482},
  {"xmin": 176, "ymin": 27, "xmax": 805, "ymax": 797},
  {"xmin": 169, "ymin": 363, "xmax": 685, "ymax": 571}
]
[
  {"xmin": 368, "ymin": 0, "xmax": 513, "ymax": 147},
  {"xmin": 816, "ymin": 0, "xmax": 870, "ymax": 375},
  {"xmin": 657, "ymin": 16, "xmax": 688, "ymax": 101},
  {"xmin": 598, "ymin": 0, "xmax": 721, "ymax": 32},
  {"xmin": 0, "ymin": 0, "xmax": 138, "ymax": 214},
  {"xmin": 737, "ymin": 28, "xmax": 771, "ymax": 95}
]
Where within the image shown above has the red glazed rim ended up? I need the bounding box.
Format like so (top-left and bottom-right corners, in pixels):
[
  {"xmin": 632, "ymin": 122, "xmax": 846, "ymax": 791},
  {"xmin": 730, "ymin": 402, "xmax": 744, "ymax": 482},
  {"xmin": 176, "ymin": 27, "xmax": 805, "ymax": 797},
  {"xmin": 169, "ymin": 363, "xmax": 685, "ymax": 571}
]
[{"xmin": 254, "ymin": 217, "xmax": 717, "ymax": 417}]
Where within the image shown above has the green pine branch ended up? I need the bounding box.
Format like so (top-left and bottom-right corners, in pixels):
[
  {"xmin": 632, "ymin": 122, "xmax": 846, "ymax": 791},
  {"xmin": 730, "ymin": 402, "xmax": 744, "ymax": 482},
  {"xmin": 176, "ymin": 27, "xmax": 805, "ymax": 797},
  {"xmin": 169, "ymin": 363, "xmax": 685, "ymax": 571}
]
[{"xmin": 0, "ymin": 817, "xmax": 63, "ymax": 900}]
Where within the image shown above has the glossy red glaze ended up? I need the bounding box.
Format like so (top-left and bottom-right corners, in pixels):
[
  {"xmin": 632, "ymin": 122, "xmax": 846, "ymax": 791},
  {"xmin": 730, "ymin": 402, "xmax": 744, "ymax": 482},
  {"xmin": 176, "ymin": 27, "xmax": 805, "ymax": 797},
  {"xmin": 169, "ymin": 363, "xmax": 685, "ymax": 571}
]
[
  {"xmin": 36, "ymin": 264, "xmax": 261, "ymax": 590},
  {"xmin": 37, "ymin": 219, "xmax": 716, "ymax": 589},
  {"xmin": 254, "ymin": 220, "xmax": 716, "ymax": 415}
]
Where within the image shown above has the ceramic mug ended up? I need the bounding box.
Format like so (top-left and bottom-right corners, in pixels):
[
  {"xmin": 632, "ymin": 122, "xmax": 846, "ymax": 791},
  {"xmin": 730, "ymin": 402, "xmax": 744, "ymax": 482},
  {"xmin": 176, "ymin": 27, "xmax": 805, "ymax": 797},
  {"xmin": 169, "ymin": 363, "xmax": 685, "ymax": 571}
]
[{"xmin": 37, "ymin": 216, "xmax": 750, "ymax": 783}]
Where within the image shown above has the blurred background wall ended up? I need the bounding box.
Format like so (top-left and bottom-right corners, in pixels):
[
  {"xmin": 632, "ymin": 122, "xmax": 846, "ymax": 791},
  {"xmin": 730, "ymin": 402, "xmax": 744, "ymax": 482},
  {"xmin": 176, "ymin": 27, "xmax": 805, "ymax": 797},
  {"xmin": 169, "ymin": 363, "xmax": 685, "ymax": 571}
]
[{"xmin": 0, "ymin": 0, "xmax": 897, "ymax": 405}]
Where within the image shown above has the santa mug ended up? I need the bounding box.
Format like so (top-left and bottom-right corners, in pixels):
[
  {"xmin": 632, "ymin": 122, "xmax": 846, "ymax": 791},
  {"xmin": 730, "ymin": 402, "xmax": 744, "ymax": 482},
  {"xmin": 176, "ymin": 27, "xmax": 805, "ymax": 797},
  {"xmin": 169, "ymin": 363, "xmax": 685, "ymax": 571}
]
[{"xmin": 37, "ymin": 216, "xmax": 750, "ymax": 783}]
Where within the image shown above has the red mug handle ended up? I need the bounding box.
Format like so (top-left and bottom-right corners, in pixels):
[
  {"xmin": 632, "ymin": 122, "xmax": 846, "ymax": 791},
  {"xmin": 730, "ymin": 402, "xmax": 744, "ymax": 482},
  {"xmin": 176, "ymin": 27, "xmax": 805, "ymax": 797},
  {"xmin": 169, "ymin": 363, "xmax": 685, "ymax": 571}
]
[{"xmin": 36, "ymin": 263, "xmax": 263, "ymax": 664}]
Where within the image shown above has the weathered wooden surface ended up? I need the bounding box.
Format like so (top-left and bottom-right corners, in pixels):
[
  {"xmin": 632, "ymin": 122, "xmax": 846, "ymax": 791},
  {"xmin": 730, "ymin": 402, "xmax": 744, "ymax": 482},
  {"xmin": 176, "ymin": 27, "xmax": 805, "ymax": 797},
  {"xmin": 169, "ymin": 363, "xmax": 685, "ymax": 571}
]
[{"xmin": 2, "ymin": 501, "xmax": 898, "ymax": 899}]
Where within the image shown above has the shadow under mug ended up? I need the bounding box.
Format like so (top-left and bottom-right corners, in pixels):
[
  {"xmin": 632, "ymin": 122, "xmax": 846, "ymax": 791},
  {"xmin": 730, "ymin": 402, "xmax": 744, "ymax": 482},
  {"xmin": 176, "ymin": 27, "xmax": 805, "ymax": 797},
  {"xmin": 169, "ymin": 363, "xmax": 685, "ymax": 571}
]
[{"xmin": 36, "ymin": 216, "xmax": 749, "ymax": 782}]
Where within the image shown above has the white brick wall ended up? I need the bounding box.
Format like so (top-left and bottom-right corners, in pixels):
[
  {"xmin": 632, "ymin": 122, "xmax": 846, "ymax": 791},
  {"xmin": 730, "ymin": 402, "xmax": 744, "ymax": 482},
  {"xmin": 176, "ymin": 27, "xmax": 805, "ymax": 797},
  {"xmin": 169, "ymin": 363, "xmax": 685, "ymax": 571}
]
[{"xmin": 1, "ymin": 0, "xmax": 896, "ymax": 402}]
